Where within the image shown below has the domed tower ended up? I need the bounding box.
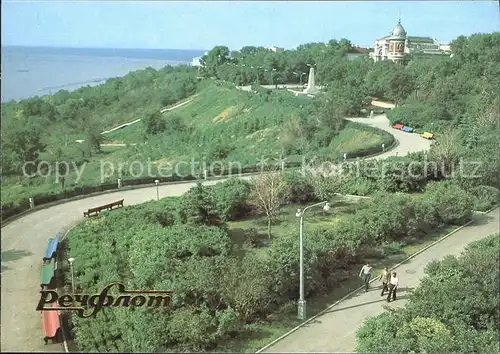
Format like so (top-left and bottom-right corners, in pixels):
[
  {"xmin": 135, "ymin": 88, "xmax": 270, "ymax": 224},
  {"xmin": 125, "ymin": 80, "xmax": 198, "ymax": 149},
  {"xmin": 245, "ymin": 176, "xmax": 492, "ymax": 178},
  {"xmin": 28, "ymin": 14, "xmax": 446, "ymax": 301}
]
[{"xmin": 387, "ymin": 20, "xmax": 408, "ymax": 64}]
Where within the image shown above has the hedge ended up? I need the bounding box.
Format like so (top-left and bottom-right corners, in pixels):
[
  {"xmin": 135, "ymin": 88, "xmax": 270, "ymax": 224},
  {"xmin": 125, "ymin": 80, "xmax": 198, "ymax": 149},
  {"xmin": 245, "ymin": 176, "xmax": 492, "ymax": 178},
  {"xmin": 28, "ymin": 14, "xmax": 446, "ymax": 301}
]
[{"xmin": 1, "ymin": 133, "xmax": 395, "ymax": 223}]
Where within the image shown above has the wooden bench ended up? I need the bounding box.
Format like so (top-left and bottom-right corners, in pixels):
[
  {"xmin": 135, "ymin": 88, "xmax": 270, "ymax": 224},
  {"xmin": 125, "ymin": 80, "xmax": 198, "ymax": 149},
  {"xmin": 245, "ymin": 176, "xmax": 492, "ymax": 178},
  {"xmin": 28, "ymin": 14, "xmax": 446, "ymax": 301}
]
[
  {"xmin": 43, "ymin": 233, "xmax": 60, "ymax": 263},
  {"xmin": 83, "ymin": 199, "xmax": 124, "ymax": 217},
  {"xmin": 41, "ymin": 302, "xmax": 61, "ymax": 345},
  {"xmin": 422, "ymin": 132, "xmax": 434, "ymax": 139},
  {"xmin": 40, "ymin": 259, "xmax": 55, "ymax": 289}
]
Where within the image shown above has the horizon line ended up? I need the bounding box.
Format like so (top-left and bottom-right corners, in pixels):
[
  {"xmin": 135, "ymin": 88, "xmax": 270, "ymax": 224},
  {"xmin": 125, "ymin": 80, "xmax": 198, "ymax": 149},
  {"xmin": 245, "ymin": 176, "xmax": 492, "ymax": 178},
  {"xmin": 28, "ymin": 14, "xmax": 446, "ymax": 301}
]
[{"xmin": 1, "ymin": 44, "xmax": 209, "ymax": 52}]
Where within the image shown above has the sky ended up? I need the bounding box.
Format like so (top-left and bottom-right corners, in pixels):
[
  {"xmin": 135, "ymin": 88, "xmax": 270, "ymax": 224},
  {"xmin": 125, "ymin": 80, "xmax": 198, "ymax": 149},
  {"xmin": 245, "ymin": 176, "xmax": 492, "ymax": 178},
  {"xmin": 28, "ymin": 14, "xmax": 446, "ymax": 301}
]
[{"xmin": 2, "ymin": 1, "xmax": 499, "ymax": 50}]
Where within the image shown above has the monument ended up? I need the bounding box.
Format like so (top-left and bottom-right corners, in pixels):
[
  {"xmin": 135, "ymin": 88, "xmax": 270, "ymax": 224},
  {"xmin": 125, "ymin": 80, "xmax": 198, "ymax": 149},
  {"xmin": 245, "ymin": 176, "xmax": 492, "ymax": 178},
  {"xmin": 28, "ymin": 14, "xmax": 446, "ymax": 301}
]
[
  {"xmin": 296, "ymin": 67, "xmax": 320, "ymax": 96},
  {"xmin": 303, "ymin": 67, "xmax": 320, "ymax": 95}
]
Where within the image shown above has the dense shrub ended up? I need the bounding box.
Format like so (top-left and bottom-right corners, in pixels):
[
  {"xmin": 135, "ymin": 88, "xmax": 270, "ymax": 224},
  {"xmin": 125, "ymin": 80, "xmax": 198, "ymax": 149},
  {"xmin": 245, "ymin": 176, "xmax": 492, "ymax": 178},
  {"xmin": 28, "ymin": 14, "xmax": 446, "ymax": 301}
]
[
  {"xmin": 423, "ymin": 180, "xmax": 473, "ymax": 224},
  {"xmin": 467, "ymin": 185, "xmax": 499, "ymax": 212},
  {"xmin": 387, "ymin": 101, "xmax": 452, "ymax": 130},
  {"xmin": 211, "ymin": 178, "xmax": 251, "ymax": 221},
  {"xmin": 176, "ymin": 183, "xmax": 222, "ymax": 226},
  {"xmin": 66, "ymin": 174, "xmax": 478, "ymax": 352},
  {"xmin": 59, "ymin": 31, "xmax": 500, "ymax": 352},
  {"xmin": 356, "ymin": 233, "xmax": 500, "ymax": 353},
  {"xmin": 282, "ymin": 171, "xmax": 317, "ymax": 204}
]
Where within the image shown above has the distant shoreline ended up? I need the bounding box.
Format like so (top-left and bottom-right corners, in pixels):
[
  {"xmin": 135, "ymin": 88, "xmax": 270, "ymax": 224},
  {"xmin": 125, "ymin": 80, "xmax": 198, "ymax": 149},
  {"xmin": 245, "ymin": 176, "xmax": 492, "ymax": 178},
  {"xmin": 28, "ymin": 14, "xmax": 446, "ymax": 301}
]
[
  {"xmin": 1, "ymin": 46, "xmax": 204, "ymax": 103},
  {"xmin": 2, "ymin": 45, "xmax": 207, "ymax": 61}
]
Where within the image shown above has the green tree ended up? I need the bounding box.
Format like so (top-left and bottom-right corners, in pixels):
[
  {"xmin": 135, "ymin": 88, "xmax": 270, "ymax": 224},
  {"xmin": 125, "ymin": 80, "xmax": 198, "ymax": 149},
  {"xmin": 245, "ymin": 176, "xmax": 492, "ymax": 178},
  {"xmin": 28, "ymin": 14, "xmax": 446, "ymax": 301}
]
[
  {"xmin": 2, "ymin": 116, "xmax": 47, "ymax": 173},
  {"xmin": 143, "ymin": 109, "xmax": 167, "ymax": 135}
]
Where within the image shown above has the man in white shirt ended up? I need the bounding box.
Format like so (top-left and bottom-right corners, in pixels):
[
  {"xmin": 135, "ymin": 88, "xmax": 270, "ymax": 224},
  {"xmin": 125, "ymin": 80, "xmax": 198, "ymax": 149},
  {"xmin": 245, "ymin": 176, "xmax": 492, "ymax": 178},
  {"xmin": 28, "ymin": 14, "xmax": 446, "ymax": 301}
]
[
  {"xmin": 359, "ymin": 263, "xmax": 373, "ymax": 292},
  {"xmin": 387, "ymin": 272, "xmax": 399, "ymax": 302}
]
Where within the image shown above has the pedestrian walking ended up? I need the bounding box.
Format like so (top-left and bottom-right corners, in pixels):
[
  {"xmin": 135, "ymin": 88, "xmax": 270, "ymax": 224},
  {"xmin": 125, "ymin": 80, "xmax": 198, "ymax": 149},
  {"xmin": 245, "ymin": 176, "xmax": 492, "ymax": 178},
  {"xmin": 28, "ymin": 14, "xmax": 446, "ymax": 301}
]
[
  {"xmin": 387, "ymin": 272, "xmax": 399, "ymax": 302},
  {"xmin": 379, "ymin": 266, "xmax": 390, "ymax": 296},
  {"xmin": 359, "ymin": 263, "xmax": 373, "ymax": 292}
]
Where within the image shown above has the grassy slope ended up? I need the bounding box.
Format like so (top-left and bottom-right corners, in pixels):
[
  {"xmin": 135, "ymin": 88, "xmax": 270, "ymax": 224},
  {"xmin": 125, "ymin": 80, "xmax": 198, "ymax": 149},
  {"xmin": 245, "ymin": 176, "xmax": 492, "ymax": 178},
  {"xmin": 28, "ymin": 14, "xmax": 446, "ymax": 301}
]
[{"xmin": 2, "ymin": 84, "xmax": 387, "ymax": 206}]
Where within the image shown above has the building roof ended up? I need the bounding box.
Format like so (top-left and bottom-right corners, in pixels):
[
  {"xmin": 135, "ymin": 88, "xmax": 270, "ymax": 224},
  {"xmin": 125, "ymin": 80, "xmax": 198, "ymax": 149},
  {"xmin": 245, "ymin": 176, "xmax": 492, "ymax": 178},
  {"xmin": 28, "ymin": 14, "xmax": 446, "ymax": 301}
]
[
  {"xmin": 407, "ymin": 36, "xmax": 435, "ymax": 43},
  {"xmin": 390, "ymin": 21, "xmax": 407, "ymax": 38},
  {"xmin": 348, "ymin": 46, "xmax": 371, "ymax": 54}
]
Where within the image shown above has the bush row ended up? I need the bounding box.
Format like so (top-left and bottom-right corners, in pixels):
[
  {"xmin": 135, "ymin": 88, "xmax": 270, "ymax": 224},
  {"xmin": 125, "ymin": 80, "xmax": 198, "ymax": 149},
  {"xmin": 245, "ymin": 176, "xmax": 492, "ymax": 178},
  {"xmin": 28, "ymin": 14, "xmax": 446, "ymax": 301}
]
[
  {"xmin": 1, "ymin": 133, "xmax": 396, "ymax": 223},
  {"xmin": 356, "ymin": 233, "xmax": 500, "ymax": 353},
  {"xmin": 66, "ymin": 175, "xmax": 477, "ymax": 352}
]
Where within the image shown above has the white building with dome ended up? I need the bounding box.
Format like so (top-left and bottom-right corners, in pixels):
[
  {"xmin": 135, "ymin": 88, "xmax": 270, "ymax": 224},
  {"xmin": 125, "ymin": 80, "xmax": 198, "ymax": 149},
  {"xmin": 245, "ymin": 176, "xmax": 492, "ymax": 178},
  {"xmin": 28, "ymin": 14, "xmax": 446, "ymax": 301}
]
[{"xmin": 370, "ymin": 20, "xmax": 451, "ymax": 64}]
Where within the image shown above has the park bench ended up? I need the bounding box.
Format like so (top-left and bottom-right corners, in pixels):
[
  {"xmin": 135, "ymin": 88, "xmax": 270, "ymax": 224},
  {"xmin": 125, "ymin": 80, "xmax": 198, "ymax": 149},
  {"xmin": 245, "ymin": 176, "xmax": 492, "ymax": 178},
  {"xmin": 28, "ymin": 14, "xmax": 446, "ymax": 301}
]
[
  {"xmin": 43, "ymin": 233, "xmax": 60, "ymax": 262},
  {"xmin": 392, "ymin": 123, "xmax": 404, "ymax": 130},
  {"xmin": 40, "ymin": 259, "xmax": 55, "ymax": 289},
  {"xmin": 41, "ymin": 302, "xmax": 61, "ymax": 345},
  {"xmin": 422, "ymin": 132, "xmax": 434, "ymax": 139},
  {"xmin": 401, "ymin": 126, "xmax": 414, "ymax": 133},
  {"xmin": 83, "ymin": 199, "xmax": 124, "ymax": 217}
]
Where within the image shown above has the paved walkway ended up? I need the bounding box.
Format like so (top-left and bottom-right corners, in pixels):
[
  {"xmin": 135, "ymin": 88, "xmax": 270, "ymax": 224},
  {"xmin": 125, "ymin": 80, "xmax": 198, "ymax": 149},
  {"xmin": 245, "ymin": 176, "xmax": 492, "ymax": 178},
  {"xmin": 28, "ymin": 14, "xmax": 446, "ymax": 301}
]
[
  {"xmin": 261, "ymin": 209, "xmax": 499, "ymax": 353},
  {"xmin": 0, "ymin": 114, "xmax": 464, "ymax": 352}
]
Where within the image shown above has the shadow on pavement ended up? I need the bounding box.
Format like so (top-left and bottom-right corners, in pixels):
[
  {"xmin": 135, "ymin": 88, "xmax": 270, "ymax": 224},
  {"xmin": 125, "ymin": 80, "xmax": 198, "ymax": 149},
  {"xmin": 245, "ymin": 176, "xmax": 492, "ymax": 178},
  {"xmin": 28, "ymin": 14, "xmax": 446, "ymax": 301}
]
[
  {"xmin": 302, "ymin": 287, "xmax": 416, "ymax": 327},
  {"xmin": 471, "ymin": 213, "xmax": 494, "ymax": 226},
  {"xmin": 1, "ymin": 249, "xmax": 34, "ymax": 272},
  {"xmin": 1, "ymin": 248, "xmax": 33, "ymax": 262}
]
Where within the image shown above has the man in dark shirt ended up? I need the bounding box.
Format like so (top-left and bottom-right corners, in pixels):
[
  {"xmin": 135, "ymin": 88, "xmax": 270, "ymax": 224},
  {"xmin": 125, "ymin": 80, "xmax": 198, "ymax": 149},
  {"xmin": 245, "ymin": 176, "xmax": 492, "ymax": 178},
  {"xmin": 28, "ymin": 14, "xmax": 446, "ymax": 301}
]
[{"xmin": 379, "ymin": 266, "xmax": 390, "ymax": 296}]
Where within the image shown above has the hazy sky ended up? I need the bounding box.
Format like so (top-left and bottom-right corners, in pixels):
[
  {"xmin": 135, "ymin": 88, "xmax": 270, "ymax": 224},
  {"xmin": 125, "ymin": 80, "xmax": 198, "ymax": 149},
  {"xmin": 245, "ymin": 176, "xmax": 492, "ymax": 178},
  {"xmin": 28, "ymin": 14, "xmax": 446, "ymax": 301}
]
[{"xmin": 2, "ymin": 1, "xmax": 499, "ymax": 50}]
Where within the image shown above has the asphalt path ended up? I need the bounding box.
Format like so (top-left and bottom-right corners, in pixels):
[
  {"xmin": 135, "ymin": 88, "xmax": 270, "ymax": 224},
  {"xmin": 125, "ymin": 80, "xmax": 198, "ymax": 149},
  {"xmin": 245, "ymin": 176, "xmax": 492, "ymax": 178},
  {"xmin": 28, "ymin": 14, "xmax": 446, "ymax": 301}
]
[{"xmin": 0, "ymin": 114, "xmax": 440, "ymax": 352}]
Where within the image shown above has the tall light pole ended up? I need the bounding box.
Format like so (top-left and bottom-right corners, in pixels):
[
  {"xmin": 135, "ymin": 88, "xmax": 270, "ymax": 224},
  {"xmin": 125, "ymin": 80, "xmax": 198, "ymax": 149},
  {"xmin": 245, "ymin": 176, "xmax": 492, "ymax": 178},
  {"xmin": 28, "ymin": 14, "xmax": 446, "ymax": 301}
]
[
  {"xmin": 154, "ymin": 179, "xmax": 159, "ymax": 200},
  {"xmin": 68, "ymin": 257, "xmax": 75, "ymax": 294},
  {"xmin": 240, "ymin": 64, "xmax": 246, "ymax": 85},
  {"xmin": 251, "ymin": 66, "xmax": 263, "ymax": 84},
  {"xmin": 294, "ymin": 71, "xmax": 306, "ymax": 86},
  {"xmin": 295, "ymin": 201, "xmax": 330, "ymax": 320}
]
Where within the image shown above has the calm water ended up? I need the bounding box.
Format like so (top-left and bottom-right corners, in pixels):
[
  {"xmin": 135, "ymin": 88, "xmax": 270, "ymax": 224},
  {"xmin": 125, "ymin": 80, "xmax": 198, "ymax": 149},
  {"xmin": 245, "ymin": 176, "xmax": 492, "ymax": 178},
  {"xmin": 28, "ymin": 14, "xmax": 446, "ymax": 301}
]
[{"xmin": 1, "ymin": 46, "xmax": 206, "ymax": 103}]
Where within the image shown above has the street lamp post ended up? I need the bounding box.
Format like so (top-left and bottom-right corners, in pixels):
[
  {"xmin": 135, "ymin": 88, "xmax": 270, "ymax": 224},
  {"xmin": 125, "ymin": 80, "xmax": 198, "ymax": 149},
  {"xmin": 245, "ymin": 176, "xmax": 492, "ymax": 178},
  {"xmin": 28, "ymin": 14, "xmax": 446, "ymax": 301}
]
[
  {"xmin": 295, "ymin": 201, "xmax": 330, "ymax": 320},
  {"xmin": 68, "ymin": 257, "xmax": 75, "ymax": 293},
  {"xmin": 293, "ymin": 71, "xmax": 305, "ymax": 86},
  {"xmin": 154, "ymin": 179, "xmax": 159, "ymax": 200},
  {"xmin": 240, "ymin": 64, "xmax": 246, "ymax": 85}
]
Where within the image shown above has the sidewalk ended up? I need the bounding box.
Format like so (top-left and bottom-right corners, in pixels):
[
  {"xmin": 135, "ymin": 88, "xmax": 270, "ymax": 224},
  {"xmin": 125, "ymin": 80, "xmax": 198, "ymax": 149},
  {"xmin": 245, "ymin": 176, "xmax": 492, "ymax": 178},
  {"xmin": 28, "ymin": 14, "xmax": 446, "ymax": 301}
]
[{"xmin": 260, "ymin": 208, "xmax": 499, "ymax": 353}]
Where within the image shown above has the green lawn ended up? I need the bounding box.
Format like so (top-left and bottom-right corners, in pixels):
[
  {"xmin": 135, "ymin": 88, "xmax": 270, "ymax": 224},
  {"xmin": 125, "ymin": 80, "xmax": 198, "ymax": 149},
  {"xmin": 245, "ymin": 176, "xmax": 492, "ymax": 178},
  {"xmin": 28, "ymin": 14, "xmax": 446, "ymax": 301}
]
[
  {"xmin": 227, "ymin": 200, "xmax": 359, "ymax": 260},
  {"xmin": 2, "ymin": 85, "xmax": 389, "ymax": 208}
]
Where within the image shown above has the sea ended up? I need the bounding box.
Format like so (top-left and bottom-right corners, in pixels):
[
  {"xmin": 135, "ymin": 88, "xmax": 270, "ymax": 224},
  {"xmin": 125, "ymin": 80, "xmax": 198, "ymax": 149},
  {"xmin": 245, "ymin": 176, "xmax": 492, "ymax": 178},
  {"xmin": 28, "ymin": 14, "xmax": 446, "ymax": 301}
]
[{"xmin": 1, "ymin": 46, "xmax": 206, "ymax": 103}]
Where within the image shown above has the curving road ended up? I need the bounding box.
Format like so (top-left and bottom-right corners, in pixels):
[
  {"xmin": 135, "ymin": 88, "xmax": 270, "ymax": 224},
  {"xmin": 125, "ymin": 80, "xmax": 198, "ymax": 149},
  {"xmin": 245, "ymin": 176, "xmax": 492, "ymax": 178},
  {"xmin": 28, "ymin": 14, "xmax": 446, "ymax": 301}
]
[
  {"xmin": 346, "ymin": 115, "xmax": 431, "ymax": 159},
  {"xmin": 0, "ymin": 114, "xmax": 433, "ymax": 352}
]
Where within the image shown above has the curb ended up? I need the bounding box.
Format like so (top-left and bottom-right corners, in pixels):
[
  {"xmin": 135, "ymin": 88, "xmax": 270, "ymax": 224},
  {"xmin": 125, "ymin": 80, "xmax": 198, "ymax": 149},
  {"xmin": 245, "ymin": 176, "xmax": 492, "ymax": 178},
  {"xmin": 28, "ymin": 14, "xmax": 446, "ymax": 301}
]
[
  {"xmin": 1, "ymin": 149, "xmax": 387, "ymax": 229},
  {"xmin": 2, "ymin": 116, "xmax": 400, "ymax": 228},
  {"xmin": 254, "ymin": 205, "xmax": 498, "ymax": 353},
  {"xmin": 1, "ymin": 173, "xmax": 258, "ymax": 228},
  {"xmin": 51, "ymin": 252, "xmax": 69, "ymax": 352}
]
